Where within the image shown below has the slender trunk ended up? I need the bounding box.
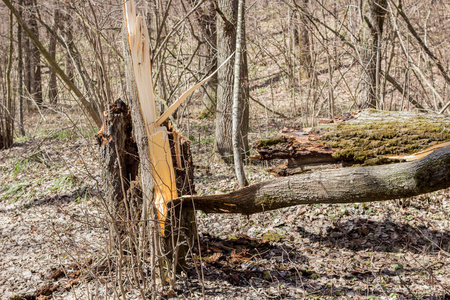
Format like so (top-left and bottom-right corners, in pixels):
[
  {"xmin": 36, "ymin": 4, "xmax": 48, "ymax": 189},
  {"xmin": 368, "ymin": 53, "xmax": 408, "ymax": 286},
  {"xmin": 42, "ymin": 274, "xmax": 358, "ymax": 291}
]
[
  {"xmin": 27, "ymin": 0, "xmax": 42, "ymax": 106},
  {"xmin": 359, "ymin": 0, "xmax": 387, "ymax": 109},
  {"xmin": 48, "ymin": 7, "xmax": 59, "ymax": 104},
  {"xmin": 63, "ymin": 4, "xmax": 74, "ymax": 81},
  {"xmin": 297, "ymin": 0, "xmax": 312, "ymax": 79},
  {"xmin": 196, "ymin": 0, "xmax": 217, "ymax": 119},
  {"xmin": 18, "ymin": 0, "xmax": 25, "ymax": 135},
  {"xmin": 232, "ymin": 0, "xmax": 248, "ymax": 187},
  {"xmin": 215, "ymin": 0, "xmax": 249, "ymax": 164},
  {"xmin": 1, "ymin": 9, "xmax": 15, "ymax": 149},
  {"xmin": 23, "ymin": 2, "xmax": 31, "ymax": 107}
]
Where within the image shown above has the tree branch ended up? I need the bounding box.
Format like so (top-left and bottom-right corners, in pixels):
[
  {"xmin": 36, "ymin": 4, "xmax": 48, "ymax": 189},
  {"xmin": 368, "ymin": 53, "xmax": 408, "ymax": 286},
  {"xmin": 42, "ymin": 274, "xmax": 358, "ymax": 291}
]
[
  {"xmin": 1, "ymin": 0, "xmax": 102, "ymax": 127},
  {"xmin": 392, "ymin": 0, "xmax": 450, "ymax": 85}
]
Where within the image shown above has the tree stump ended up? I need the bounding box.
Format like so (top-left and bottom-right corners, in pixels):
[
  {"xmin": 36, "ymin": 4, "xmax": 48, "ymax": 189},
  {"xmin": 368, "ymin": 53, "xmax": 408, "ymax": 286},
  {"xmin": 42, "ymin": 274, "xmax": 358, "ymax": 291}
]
[{"xmin": 96, "ymin": 100, "xmax": 196, "ymax": 272}]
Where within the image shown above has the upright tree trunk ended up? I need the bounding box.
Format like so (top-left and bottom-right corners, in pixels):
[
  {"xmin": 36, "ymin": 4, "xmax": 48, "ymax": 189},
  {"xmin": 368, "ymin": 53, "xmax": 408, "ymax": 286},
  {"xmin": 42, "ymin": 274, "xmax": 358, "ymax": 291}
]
[
  {"xmin": 48, "ymin": 7, "xmax": 59, "ymax": 104},
  {"xmin": 196, "ymin": 0, "xmax": 218, "ymax": 119},
  {"xmin": 296, "ymin": 0, "xmax": 313, "ymax": 79},
  {"xmin": 1, "ymin": 9, "xmax": 14, "ymax": 149},
  {"xmin": 18, "ymin": 0, "xmax": 25, "ymax": 135},
  {"xmin": 63, "ymin": 3, "xmax": 74, "ymax": 81},
  {"xmin": 26, "ymin": 0, "xmax": 43, "ymax": 106},
  {"xmin": 23, "ymin": 2, "xmax": 31, "ymax": 106},
  {"xmin": 215, "ymin": 0, "xmax": 249, "ymax": 164},
  {"xmin": 359, "ymin": 0, "xmax": 387, "ymax": 109},
  {"xmin": 232, "ymin": 0, "xmax": 248, "ymax": 187}
]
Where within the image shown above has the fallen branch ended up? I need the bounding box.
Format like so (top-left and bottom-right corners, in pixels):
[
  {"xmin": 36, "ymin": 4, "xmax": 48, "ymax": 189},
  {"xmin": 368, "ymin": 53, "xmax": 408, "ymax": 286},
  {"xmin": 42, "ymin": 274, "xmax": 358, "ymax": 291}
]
[{"xmin": 175, "ymin": 145, "xmax": 450, "ymax": 214}]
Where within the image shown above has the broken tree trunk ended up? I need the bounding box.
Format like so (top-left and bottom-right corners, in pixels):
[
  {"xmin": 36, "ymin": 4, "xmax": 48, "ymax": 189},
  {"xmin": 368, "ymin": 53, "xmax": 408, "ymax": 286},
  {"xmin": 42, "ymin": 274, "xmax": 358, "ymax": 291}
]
[
  {"xmin": 96, "ymin": 100, "xmax": 196, "ymax": 271},
  {"xmin": 174, "ymin": 144, "xmax": 450, "ymax": 214},
  {"xmin": 252, "ymin": 110, "xmax": 450, "ymax": 176}
]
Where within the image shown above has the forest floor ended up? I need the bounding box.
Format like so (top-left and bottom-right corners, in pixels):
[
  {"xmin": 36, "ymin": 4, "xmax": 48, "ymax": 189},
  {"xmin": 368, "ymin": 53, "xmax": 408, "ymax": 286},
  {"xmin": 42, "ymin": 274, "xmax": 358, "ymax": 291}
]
[{"xmin": 0, "ymin": 105, "xmax": 449, "ymax": 300}]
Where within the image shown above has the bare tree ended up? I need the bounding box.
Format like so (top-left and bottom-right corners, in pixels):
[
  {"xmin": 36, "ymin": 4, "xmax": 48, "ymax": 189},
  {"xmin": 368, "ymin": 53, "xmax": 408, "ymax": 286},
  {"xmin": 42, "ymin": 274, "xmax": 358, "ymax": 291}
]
[
  {"xmin": 17, "ymin": 0, "xmax": 25, "ymax": 135},
  {"xmin": 0, "ymin": 7, "xmax": 14, "ymax": 149},
  {"xmin": 232, "ymin": 0, "xmax": 248, "ymax": 187},
  {"xmin": 359, "ymin": 0, "xmax": 388, "ymax": 109},
  {"xmin": 48, "ymin": 5, "xmax": 59, "ymax": 104},
  {"xmin": 25, "ymin": 0, "xmax": 43, "ymax": 106},
  {"xmin": 215, "ymin": 0, "xmax": 249, "ymax": 164}
]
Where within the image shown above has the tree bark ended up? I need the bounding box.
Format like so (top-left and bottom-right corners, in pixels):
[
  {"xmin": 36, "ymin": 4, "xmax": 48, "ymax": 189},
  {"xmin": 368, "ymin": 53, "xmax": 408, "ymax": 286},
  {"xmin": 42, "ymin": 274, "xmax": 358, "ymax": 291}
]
[
  {"xmin": 215, "ymin": 0, "xmax": 249, "ymax": 164},
  {"xmin": 195, "ymin": 0, "xmax": 218, "ymax": 119},
  {"xmin": 26, "ymin": 0, "xmax": 43, "ymax": 106},
  {"xmin": 1, "ymin": 8, "xmax": 14, "ymax": 149},
  {"xmin": 359, "ymin": 0, "xmax": 387, "ymax": 109},
  {"xmin": 296, "ymin": 0, "xmax": 313, "ymax": 79},
  {"xmin": 48, "ymin": 7, "xmax": 59, "ymax": 104},
  {"xmin": 232, "ymin": 0, "xmax": 248, "ymax": 187},
  {"xmin": 174, "ymin": 145, "xmax": 450, "ymax": 214},
  {"xmin": 62, "ymin": 3, "xmax": 74, "ymax": 81},
  {"xmin": 17, "ymin": 0, "xmax": 25, "ymax": 135}
]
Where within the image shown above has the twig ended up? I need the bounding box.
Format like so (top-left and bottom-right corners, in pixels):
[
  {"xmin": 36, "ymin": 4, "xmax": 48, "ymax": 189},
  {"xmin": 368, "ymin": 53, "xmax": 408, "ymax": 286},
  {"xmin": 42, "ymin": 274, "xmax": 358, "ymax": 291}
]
[{"xmin": 249, "ymin": 95, "xmax": 288, "ymax": 119}]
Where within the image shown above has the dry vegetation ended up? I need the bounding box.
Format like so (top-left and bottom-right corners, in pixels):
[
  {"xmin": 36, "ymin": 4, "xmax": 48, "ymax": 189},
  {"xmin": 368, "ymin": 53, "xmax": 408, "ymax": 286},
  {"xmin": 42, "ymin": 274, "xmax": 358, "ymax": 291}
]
[{"xmin": 1, "ymin": 0, "xmax": 449, "ymax": 299}]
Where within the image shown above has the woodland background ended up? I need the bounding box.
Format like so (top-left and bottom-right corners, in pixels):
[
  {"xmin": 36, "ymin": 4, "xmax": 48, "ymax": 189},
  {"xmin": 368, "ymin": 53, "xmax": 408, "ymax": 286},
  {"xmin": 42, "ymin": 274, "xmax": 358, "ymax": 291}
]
[{"xmin": 0, "ymin": 0, "xmax": 449, "ymax": 299}]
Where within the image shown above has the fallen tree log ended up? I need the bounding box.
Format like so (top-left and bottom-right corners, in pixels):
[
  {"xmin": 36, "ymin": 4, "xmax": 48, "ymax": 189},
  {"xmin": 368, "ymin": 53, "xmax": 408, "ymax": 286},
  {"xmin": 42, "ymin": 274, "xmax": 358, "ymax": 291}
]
[
  {"xmin": 175, "ymin": 145, "xmax": 450, "ymax": 214},
  {"xmin": 252, "ymin": 110, "xmax": 450, "ymax": 175}
]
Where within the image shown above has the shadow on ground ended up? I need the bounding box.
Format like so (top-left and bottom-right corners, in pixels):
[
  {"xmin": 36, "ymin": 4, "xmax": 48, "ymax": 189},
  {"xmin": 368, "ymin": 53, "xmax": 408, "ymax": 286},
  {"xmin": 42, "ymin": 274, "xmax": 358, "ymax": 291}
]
[{"xmin": 297, "ymin": 217, "xmax": 450, "ymax": 254}]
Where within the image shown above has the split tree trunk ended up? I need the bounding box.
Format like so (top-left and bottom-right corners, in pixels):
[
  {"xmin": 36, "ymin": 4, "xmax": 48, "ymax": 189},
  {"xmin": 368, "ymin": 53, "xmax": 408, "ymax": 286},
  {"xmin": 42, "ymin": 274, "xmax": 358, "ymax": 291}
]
[
  {"xmin": 121, "ymin": 2, "xmax": 197, "ymax": 276},
  {"xmin": 96, "ymin": 99, "xmax": 196, "ymax": 272}
]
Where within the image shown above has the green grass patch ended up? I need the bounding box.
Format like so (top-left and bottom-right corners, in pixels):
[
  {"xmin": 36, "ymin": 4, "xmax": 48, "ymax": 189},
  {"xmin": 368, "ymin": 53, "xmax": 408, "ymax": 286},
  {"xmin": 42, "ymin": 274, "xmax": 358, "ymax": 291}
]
[
  {"xmin": 1, "ymin": 182, "xmax": 30, "ymax": 201},
  {"xmin": 48, "ymin": 174, "xmax": 78, "ymax": 193}
]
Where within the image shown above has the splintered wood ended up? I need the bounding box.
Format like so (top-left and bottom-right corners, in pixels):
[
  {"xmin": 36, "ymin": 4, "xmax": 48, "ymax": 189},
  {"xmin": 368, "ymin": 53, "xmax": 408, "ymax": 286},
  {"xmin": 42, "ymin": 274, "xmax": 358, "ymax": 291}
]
[{"xmin": 124, "ymin": 0, "xmax": 177, "ymax": 229}]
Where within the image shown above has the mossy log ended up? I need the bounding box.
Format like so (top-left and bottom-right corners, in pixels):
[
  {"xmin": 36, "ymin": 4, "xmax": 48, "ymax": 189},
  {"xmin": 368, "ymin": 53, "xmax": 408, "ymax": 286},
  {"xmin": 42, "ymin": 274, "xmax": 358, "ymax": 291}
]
[
  {"xmin": 174, "ymin": 144, "xmax": 450, "ymax": 214},
  {"xmin": 252, "ymin": 109, "xmax": 450, "ymax": 175}
]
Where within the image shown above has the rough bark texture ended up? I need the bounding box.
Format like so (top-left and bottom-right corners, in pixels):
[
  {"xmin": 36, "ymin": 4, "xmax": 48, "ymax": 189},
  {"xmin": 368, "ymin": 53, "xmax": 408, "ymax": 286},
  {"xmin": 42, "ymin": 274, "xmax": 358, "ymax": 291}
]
[
  {"xmin": 48, "ymin": 7, "xmax": 59, "ymax": 104},
  {"xmin": 95, "ymin": 100, "xmax": 140, "ymax": 227},
  {"xmin": 175, "ymin": 145, "xmax": 450, "ymax": 214},
  {"xmin": 359, "ymin": 0, "xmax": 387, "ymax": 109},
  {"xmin": 215, "ymin": 0, "xmax": 249, "ymax": 164},
  {"xmin": 196, "ymin": 0, "xmax": 218, "ymax": 119},
  {"xmin": 252, "ymin": 110, "xmax": 450, "ymax": 175},
  {"xmin": 26, "ymin": 0, "xmax": 43, "ymax": 106},
  {"xmin": 296, "ymin": 0, "xmax": 312, "ymax": 78}
]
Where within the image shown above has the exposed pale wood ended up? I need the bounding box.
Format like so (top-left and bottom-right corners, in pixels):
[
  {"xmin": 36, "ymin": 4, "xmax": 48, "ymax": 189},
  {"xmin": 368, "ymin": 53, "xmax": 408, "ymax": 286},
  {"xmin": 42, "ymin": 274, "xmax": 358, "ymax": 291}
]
[
  {"xmin": 124, "ymin": 0, "xmax": 177, "ymax": 228},
  {"xmin": 388, "ymin": 141, "xmax": 450, "ymax": 161}
]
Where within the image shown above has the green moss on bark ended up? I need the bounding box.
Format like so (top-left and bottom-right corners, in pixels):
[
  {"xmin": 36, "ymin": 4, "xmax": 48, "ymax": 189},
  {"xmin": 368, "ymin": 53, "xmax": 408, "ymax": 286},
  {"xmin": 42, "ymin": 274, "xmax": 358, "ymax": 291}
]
[{"xmin": 320, "ymin": 119, "xmax": 450, "ymax": 166}]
